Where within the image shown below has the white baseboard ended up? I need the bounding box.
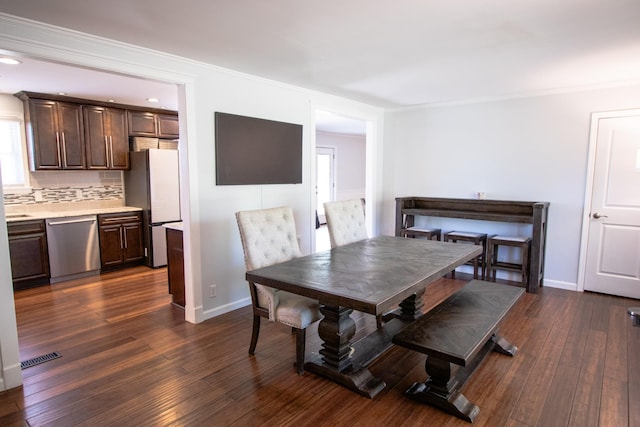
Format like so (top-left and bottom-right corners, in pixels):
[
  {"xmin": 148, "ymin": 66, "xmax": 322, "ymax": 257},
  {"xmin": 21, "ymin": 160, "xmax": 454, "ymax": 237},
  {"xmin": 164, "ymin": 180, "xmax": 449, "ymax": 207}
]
[
  {"xmin": 543, "ymin": 279, "xmax": 577, "ymax": 292},
  {"xmin": 1, "ymin": 362, "xmax": 23, "ymax": 391},
  {"xmin": 202, "ymin": 297, "xmax": 251, "ymax": 320}
]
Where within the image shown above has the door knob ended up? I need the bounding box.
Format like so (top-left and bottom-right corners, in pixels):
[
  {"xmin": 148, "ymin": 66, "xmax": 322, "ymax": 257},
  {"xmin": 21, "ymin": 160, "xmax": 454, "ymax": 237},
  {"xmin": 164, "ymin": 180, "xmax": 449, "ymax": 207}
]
[{"xmin": 592, "ymin": 213, "xmax": 608, "ymax": 219}]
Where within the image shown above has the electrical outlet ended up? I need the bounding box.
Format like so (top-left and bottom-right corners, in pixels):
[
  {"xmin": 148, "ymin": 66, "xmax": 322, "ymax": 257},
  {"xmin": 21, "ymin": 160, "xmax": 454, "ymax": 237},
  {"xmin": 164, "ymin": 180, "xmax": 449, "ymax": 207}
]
[{"xmin": 210, "ymin": 285, "xmax": 217, "ymax": 298}]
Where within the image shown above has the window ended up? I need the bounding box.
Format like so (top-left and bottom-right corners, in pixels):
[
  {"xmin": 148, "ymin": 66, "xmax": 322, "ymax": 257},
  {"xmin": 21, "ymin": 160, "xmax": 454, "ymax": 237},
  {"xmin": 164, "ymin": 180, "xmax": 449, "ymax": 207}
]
[{"xmin": 0, "ymin": 117, "xmax": 28, "ymax": 187}]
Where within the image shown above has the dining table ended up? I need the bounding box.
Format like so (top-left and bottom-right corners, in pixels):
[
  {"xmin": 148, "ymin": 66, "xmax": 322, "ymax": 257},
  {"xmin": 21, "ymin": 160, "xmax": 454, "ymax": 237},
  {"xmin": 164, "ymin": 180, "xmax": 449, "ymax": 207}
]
[{"xmin": 246, "ymin": 235, "xmax": 482, "ymax": 398}]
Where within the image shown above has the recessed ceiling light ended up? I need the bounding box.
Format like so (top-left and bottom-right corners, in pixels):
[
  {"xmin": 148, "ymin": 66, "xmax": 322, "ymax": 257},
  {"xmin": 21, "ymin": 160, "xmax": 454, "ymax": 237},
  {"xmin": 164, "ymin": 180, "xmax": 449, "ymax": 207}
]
[
  {"xmin": 58, "ymin": 92, "xmax": 67, "ymax": 96},
  {"xmin": 0, "ymin": 57, "xmax": 21, "ymax": 65},
  {"xmin": 108, "ymin": 99, "xmax": 116, "ymax": 103},
  {"xmin": 146, "ymin": 97, "xmax": 159, "ymax": 103}
]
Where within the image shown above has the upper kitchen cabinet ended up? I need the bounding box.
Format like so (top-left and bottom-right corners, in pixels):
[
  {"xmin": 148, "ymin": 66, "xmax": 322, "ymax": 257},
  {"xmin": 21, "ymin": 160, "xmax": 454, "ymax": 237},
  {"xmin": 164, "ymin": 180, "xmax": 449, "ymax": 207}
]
[
  {"xmin": 16, "ymin": 92, "xmax": 179, "ymax": 171},
  {"xmin": 128, "ymin": 111, "xmax": 179, "ymax": 138},
  {"xmin": 18, "ymin": 95, "xmax": 86, "ymax": 170},
  {"xmin": 157, "ymin": 114, "xmax": 179, "ymax": 138},
  {"xmin": 127, "ymin": 111, "xmax": 156, "ymax": 137},
  {"xmin": 83, "ymin": 106, "xmax": 130, "ymax": 170}
]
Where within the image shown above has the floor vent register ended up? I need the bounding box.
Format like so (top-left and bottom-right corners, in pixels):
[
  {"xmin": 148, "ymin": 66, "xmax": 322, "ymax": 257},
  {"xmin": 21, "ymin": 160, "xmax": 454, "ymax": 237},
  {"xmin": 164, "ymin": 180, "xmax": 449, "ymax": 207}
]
[{"xmin": 20, "ymin": 351, "xmax": 62, "ymax": 369}]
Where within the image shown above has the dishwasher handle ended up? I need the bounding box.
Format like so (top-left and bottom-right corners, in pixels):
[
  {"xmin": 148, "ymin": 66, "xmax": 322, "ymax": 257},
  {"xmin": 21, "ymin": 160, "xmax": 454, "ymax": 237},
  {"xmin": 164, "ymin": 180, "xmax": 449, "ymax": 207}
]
[{"xmin": 47, "ymin": 217, "xmax": 97, "ymax": 226}]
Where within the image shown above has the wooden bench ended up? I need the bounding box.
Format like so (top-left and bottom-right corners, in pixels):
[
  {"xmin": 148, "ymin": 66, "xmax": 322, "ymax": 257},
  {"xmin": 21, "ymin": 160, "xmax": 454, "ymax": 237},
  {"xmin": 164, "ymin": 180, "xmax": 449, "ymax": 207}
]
[{"xmin": 392, "ymin": 280, "xmax": 524, "ymax": 422}]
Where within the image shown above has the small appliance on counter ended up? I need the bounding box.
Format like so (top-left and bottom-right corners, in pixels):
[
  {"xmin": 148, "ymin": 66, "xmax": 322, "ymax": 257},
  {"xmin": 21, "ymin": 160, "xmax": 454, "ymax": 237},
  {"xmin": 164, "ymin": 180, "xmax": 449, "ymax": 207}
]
[{"xmin": 124, "ymin": 149, "xmax": 181, "ymax": 267}]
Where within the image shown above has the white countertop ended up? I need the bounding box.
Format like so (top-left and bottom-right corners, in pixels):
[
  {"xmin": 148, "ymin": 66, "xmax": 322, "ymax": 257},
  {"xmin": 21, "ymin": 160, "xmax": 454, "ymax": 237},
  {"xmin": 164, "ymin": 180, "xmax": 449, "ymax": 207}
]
[{"xmin": 4, "ymin": 206, "xmax": 143, "ymax": 223}]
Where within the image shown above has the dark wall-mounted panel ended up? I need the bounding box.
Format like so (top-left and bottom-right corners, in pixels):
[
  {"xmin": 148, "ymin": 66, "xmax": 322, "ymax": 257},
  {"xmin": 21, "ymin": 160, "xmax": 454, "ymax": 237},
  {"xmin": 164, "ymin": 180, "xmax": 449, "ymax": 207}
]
[{"xmin": 215, "ymin": 112, "xmax": 302, "ymax": 185}]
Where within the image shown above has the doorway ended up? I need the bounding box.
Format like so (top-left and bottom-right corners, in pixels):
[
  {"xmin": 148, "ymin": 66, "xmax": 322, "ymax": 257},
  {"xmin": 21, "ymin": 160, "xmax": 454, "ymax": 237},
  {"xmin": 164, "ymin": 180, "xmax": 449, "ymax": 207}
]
[
  {"xmin": 316, "ymin": 146, "xmax": 335, "ymax": 225},
  {"xmin": 0, "ymin": 54, "xmax": 187, "ymax": 389},
  {"xmin": 314, "ymin": 111, "xmax": 367, "ymax": 253},
  {"xmin": 579, "ymin": 109, "xmax": 640, "ymax": 298}
]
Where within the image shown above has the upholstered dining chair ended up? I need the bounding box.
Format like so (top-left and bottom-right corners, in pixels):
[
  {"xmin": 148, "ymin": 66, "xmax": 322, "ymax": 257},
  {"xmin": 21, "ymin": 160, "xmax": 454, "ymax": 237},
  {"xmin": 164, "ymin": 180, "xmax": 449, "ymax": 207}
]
[
  {"xmin": 235, "ymin": 206, "xmax": 321, "ymax": 374},
  {"xmin": 324, "ymin": 198, "xmax": 390, "ymax": 328},
  {"xmin": 323, "ymin": 198, "xmax": 368, "ymax": 248}
]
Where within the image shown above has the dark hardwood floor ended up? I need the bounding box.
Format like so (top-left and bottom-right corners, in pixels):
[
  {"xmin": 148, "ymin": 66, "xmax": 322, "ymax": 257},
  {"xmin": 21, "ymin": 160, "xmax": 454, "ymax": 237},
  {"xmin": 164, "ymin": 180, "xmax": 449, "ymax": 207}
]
[{"xmin": 1, "ymin": 266, "xmax": 639, "ymax": 426}]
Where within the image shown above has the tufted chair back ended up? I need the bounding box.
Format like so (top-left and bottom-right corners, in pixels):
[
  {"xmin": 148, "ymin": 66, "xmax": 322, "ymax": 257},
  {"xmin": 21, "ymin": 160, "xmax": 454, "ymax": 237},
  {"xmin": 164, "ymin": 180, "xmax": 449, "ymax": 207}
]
[
  {"xmin": 323, "ymin": 198, "xmax": 368, "ymax": 248},
  {"xmin": 236, "ymin": 206, "xmax": 301, "ymax": 320},
  {"xmin": 236, "ymin": 206, "xmax": 301, "ymax": 271},
  {"xmin": 236, "ymin": 206, "xmax": 320, "ymax": 374}
]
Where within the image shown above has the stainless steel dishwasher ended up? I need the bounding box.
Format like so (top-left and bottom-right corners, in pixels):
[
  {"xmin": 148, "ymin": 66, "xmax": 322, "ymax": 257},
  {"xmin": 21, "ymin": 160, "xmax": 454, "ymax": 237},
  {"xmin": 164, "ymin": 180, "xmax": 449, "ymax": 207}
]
[{"xmin": 46, "ymin": 215, "xmax": 101, "ymax": 283}]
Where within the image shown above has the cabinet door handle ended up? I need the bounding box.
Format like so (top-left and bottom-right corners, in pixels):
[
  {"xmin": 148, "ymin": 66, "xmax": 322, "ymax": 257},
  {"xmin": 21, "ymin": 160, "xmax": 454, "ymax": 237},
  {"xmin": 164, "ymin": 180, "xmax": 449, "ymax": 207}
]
[
  {"xmin": 55, "ymin": 132, "xmax": 62, "ymax": 168},
  {"xmin": 119, "ymin": 227, "xmax": 124, "ymax": 249},
  {"xmin": 104, "ymin": 136, "xmax": 110, "ymax": 168},
  {"xmin": 60, "ymin": 132, "xmax": 68, "ymax": 168},
  {"xmin": 109, "ymin": 136, "xmax": 114, "ymax": 168},
  {"xmin": 102, "ymin": 216, "xmax": 139, "ymax": 223},
  {"xmin": 123, "ymin": 228, "xmax": 128, "ymax": 249}
]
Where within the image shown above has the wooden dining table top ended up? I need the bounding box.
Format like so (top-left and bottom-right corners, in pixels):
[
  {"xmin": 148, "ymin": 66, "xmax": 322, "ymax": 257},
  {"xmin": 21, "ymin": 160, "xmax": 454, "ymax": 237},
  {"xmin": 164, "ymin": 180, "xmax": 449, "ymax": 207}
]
[{"xmin": 246, "ymin": 235, "xmax": 482, "ymax": 315}]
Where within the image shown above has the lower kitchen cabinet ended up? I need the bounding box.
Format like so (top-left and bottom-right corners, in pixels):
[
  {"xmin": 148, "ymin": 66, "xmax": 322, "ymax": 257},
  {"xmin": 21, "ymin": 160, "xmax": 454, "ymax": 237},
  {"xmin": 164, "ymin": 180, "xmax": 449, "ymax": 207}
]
[
  {"xmin": 8, "ymin": 219, "xmax": 50, "ymax": 290},
  {"xmin": 98, "ymin": 211, "xmax": 143, "ymax": 270}
]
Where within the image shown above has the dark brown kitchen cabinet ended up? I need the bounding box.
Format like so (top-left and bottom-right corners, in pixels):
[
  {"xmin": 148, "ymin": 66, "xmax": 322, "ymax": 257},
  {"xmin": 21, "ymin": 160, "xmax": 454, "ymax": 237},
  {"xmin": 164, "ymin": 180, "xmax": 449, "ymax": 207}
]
[
  {"xmin": 84, "ymin": 106, "xmax": 130, "ymax": 170},
  {"xmin": 157, "ymin": 114, "xmax": 179, "ymax": 138},
  {"xmin": 22, "ymin": 98, "xmax": 86, "ymax": 170},
  {"xmin": 98, "ymin": 212, "xmax": 143, "ymax": 270},
  {"xmin": 127, "ymin": 111, "xmax": 157, "ymax": 137},
  {"xmin": 166, "ymin": 227, "xmax": 185, "ymax": 307},
  {"xmin": 8, "ymin": 220, "xmax": 50, "ymax": 290},
  {"xmin": 128, "ymin": 111, "xmax": 179, "ymax": 138}
]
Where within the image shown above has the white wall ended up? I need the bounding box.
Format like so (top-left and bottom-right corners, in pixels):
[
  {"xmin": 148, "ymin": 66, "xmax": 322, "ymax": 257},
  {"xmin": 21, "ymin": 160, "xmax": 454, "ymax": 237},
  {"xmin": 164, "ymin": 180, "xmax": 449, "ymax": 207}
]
[
  {"xmin": 0, "ymin": 91, "xmax": 23, "ymax": 390},
  {"xmin": 0, "ymin": 170, "xmax": 23, "ymax": 391},
  {"xmin": 0, "ymin": 14, "xmax": 384, "ymax": 387},
  {"xmin": 316, "ymin": 131, "xmax": 366, "ymax": 201},
  {"xmin": 383, "ymin": 84, "xmax": 640, "ymax": 289}
]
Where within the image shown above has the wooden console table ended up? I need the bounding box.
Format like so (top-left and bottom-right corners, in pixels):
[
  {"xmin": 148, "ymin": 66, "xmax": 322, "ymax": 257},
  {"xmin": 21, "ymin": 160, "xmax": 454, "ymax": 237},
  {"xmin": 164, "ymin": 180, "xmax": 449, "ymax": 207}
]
[{"xmin": 395, "ymin": 197, "xmax": 549, "ymax": 293}]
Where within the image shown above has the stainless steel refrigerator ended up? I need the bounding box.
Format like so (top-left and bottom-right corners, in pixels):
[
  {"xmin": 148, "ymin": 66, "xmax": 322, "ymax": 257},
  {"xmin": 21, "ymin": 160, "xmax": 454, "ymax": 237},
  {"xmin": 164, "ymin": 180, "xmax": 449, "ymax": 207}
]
[{"xmin": 124, "ymin": 148, "xmax": 181, "ymax": 267}]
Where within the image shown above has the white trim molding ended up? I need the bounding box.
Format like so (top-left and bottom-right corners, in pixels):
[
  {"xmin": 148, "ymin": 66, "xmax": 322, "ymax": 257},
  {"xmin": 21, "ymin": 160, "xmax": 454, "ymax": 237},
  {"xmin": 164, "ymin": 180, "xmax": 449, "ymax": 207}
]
[{"xmin": 576, "ymin": 108, "xmax": 640, "ymax": 293}]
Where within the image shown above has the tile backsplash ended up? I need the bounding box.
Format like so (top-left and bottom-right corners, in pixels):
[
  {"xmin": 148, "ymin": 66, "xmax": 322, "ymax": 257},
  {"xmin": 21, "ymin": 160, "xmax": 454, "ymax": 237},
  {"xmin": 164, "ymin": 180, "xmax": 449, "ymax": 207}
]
[{"xmin": 3, "ymin": 170, "xmax": 125, "ymax": 213}]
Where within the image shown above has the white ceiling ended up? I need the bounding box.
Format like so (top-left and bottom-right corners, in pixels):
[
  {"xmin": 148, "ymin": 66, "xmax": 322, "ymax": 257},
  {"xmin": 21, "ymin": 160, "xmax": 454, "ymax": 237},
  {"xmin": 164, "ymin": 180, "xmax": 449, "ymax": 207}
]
[{"xmin": 1, "ymin": 0, "xmax": 640, "ymax": 131}]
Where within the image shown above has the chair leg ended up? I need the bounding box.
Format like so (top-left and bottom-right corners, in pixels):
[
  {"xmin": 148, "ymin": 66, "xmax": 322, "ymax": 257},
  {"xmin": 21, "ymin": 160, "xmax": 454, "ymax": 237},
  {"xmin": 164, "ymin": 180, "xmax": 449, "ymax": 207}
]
[
  {"xmin": 295, "ymin": 327, "xmax": 306, "ymax": 375},
  {"xmin": 249, "ymin": 315, "xmax": 261, "ymax": 355}
]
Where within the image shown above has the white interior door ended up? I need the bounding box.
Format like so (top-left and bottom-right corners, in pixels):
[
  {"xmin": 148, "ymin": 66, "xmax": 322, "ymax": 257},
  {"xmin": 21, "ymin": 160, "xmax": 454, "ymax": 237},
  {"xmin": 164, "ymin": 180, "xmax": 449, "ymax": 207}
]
[
  {"xmin": 583, "ymin": 110, "xmax": 640, "ymax": 298},
  {"xmin": 316, "ymin": 146, "xmax": 335, "ymax": 224}
]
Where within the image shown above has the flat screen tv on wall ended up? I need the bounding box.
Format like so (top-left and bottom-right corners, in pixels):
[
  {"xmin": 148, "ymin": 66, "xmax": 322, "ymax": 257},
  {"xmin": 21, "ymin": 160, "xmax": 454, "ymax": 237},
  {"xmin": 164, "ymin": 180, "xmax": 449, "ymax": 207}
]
[{"xmin": 215, "ymin": 112, "xmax": 303, "ymax": 185}]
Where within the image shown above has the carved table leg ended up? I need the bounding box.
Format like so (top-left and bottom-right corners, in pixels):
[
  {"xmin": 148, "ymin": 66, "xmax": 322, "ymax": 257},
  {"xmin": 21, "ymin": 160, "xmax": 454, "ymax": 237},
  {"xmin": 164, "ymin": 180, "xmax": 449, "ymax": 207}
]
[
  {"xmin": 304, "ymin": 304, "xmax": 386, "ymax": 398},
  {"xmin": 317, "ymin": 305, "xmax": 356, "ymax": 372},
  {"xmin": 398, "ymin": 288, "xmax": 426, "ymax": 321}
]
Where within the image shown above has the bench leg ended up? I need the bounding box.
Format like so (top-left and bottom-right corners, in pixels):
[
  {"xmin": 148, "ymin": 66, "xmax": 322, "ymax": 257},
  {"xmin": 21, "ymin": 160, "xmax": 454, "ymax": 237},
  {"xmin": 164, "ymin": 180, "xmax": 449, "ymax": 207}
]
[
  {"xmin": 404, "ymin": 333, "xmax": 517, "ymax": 423},
  {"xmin": 405, "ymin": 356, "xmax": 480, "ymax": 423},
  {"xmin": 492, "ymin": 334, "xmax": 518, "ymax": 356}
]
